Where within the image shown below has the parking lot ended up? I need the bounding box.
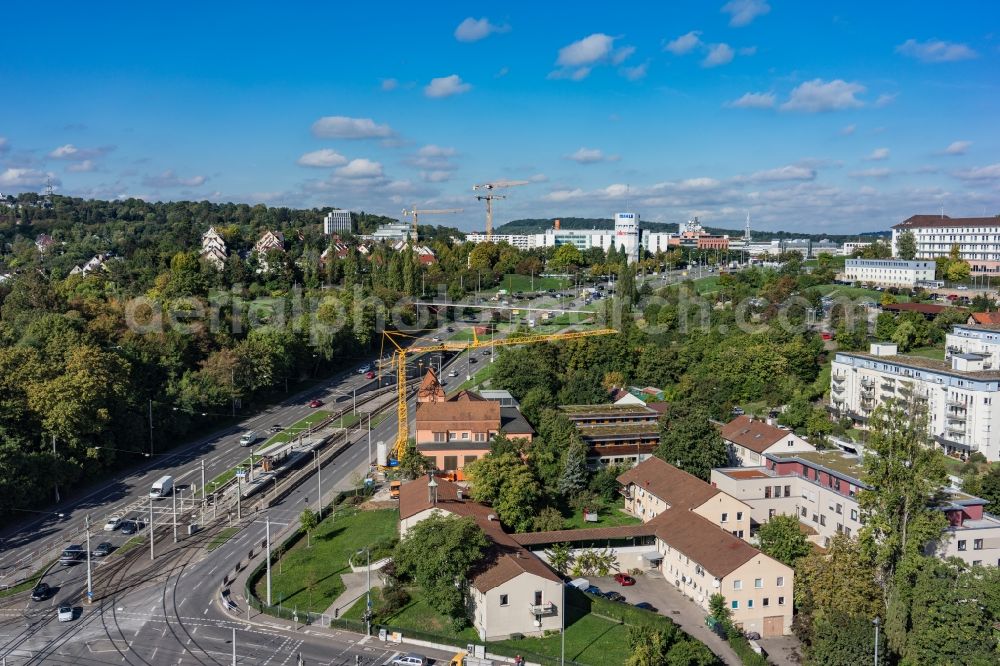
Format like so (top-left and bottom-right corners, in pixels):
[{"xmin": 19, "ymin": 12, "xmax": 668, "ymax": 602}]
[{"xmin": 586, "ymin": 574, "xmax": 742, "ymax": 665}]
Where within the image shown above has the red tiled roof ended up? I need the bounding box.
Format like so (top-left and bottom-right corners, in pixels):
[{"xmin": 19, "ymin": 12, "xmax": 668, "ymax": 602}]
[
  {"xmin": 415, "ymin": 400, "xmax": 500, "ymax": 431},
  {"xmin": 417, "ymin": 369, "xmax": 446, "ymax": 402},
  {"xmin": 397, "ymin": 477, "xmax": 561, "ymax": 592},
  {"xmin": 720, "ymin": 415, "xmax": 787, "ymax": 455},
  {"xmin": 511, "ymin": 524, "xmax": 656, "ymax": 546},
  {"xmin": 971, "ymin": 312, "xmax": 1000, "ymax": 325},
  {"xmin": 646, "ymin": 510, "xmax": 760, "ymax": 578},
  {"xmin": 893, "ymin": 215, "xmax": 1000, "ymax": 230},
  {"xmin": 882, "ymin": 303, "xmax": 953, "ymax": 316},
  {"xmin": 616, "ymin": 457, "xmax": 719, "ymax": 510}
]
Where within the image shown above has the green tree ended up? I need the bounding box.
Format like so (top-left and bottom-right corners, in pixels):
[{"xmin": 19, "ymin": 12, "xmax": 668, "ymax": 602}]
[
  {"xmin": 655, "ymin": 401, "xmax": 727, "ymax": 480},
  {"xmin": 946, "ymin": 259, "xmax": 971, "ymax": 282},
  {"xmin": 895, "ymin": 231, "xmax": 917, "ymax": 260},
  {"xmin": 890, "ymin": 319, "xmax": 917, "ymax": 352},
  {"xmin": 557, "ymin": 436, "xmax": 589, "ymax": 498},
  {"xmin": 300, "ymin": 507, "xmax": 318, "ymax": 548},
  {"xmin": 807, "ymin": 611, "xmax": 882, "ymax": 666},
  {"xmin": 396, "ymin": 440, "xmax": 430, "ymax": 480},
  {"xmin": 393, "ymin": 514, "xmax": 489, "ymax": 627},
  {"xmin": 756, "ymin": 514, "xmax": 812, "ymax": 567},
  {"xmin": 550, "ymin": 243, "xmax": 583, "ymax": 270},
  {"xmin": 465, "ymin": 452, "xmax": 542, "ymax": 532},
  {"xmin": 858, "ymin": 400, "xmax": 948, "ymax": 654},
  {"xmin": 974, "ymin": 465, "xmax": 1000, "ymax": 511},
  {"xmin": 544, "ymin": 542, "xmax": 573, "ymax": 575}
]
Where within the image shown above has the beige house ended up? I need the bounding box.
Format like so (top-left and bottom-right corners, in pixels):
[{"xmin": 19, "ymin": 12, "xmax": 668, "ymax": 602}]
[
  {"xmin": 720, "ymin": 415, "xmax": 815, "ymax": 467},
  {"xmin": 618, "ymin": 456, "xmax": 752, "ymax": 540},
  {"xmin": 398, "ymin": 477, "xmax": 563, "ymax": 641}
]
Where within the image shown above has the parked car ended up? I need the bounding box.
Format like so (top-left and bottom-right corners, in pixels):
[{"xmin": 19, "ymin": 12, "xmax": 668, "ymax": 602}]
[
  {"xmin": 634, "ymin": 602, "xmax": 658, "ymax": 612},
  {"xmin": 357, "ymin": 364, "xmax": 371, "ymax": 374},
  {"xmin": 584, "ymin": 585, "xmax": 602, "ymax": 595},
  {"xmin": 120, "ymin": 520, "xmax": 141, "ymax": 535},
  {"xmin": 820, "ymin": 331, "xmax": 833, "ymax": 341},
  {"xmin": 58, "ymin": 604, "xmax": 74, "ymax": 622},
  {"xmin": 957, "ymin": 285, "xmax": 970, "ymax": 291},
  {"xmin": 613, "ymin": 573, "xmax": 636, "ymax": 586},
  {"xmin": 731, "ymin": 406, "xmax": 745, "ymax": 416},
  {"xmin": 365, "ymin": 371, "xmax": 375, "ymax": 379},
  {"xmin": 446, "ymin": 326, "xmax": 454, "ymax": 333},
  {"xmin": 31, "ymin": 583, "xmax": 52, "ymax": 601},
  {"xmin": 603, "ymin": 591, "xmax": 626, "ymax": 602},
  {"xmin": 92, "ymin": 542, "xmax": 113, "ymax": 557},
  {"xmin": 308, "ymin": 399, "xmax": 323, "ymax": 408},
  {"xmin": 103, "ymin": 516, "xmax": 122, "ymax": 531},
  {"xmin": 391, "ymin": 654, "xmax": 427, "ymax": 666}
]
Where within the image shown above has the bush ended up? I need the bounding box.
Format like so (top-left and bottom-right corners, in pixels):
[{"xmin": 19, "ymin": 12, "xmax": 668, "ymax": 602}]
[
  {"xmin": 726, "ymin": 626, "xmax": 768, "ymax": 666},
  {"xmin": 969, "ymin": 451, "xmax": 988, "ymax": 464}
]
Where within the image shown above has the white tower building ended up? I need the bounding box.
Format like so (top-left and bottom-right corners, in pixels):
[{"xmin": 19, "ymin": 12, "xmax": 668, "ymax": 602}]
[{"xmin": 614, "ymin": 212, "xmax": 640, "ymax": 263}]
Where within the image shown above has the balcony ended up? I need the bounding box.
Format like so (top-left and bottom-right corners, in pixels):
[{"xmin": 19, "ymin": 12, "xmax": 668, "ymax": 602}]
[
  {"xmin": 832, "ymin": 385, "xmax": 844, "ymax": 394},
  {"xmin": 860, "ymin": 387, "xmax": 875, "ymax": 399},
  {"xmin": 946, "ymin": 423, "xmax": 967, "ymax": 435},
  {"xmin": 832, "ymin": 374, "xmax": 846, "ymax": 383},
  {"xmin": 860, "ymin": 377, "xmax": 876, "ymax": 388},
  {"xmin": 946, "ymin": 399, "xmax": 967, "ymax": 410},
  {"xmin": 881, "ymin": 381, "xmax": 895, "ymax": 391},
  {"xmin": 529, "ymin": 601, "xmax": 557, "ymax": 616}
]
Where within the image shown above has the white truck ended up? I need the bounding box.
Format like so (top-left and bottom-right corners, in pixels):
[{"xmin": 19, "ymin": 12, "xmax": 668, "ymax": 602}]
[
  {"xmin": 149, "ymin": 475, "xmax": 173, "ymax": 498},
  {"xmin": 239, "ymin": 431, "xmax": 259, "ymax": 447}
]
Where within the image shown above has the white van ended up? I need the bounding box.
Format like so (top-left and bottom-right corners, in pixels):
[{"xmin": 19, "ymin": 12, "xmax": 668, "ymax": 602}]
[
  {"xmin": 149, "ymin": 475, "xmax": 173, "ymax": 499},
  {"xmin": 239, "ymin": 431, "xmax": 258, "ymax": 447}
]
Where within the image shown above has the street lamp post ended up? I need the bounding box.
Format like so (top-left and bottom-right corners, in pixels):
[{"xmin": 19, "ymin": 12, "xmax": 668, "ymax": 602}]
[
  {"xmin": 873, "ymin": 616, "xmax": 881, "ymax": 666},
  {"xmin": 85, "ymin": 515, "xmax": 93, "ymax": 604},
  {"xmin": 265, "ymin": 516, "xmax": 272, "ymax": 607},
  {"xmin": 172, "ymin": 487, "xmax": 178, "ymax": 543},
  {"xmin": 149, "ymin": 497, "xmax": 155, "ymax": 561}
]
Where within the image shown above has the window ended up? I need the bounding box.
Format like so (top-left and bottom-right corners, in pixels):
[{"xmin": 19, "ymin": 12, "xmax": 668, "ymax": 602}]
[
  {"xmin": 747, "ymin": 599, "xmax": 754, "ymax": 609},
  {"xmin": 731, "ymin": 600, "xmax": 739, "ymax": 610},
  {"xmin": 475, "ymin": 432, "xmax": 487, "ymax": 442},
  {"xmin": 754, "ymin": 578, "xmax": 763, "ymax": 589},
  {"xmin": 958, "ymin": 540, "xmax": 967, "ymax": 551},
  {"xmin": 443, "ymin": 456, "xmax": 458, "ymax": 470},
  {"xmin": 721, "ymin": 512, "xmax": 729, "ymax": 523},
  {"xmin": 974, "ymin": 539, "xmax": 984, "ymax": 550},
  {"xmin": 819, "ymin": 515, "xmax": 826, "ymax": 527},
  {"xmin": 851, "ymin": 509, "xmax": 858, "ymax": 521},
  {"xmin": 974, "ymin": 560, "xmax": 982, "ymax": 566},
  {"xmin": 836, "ymin": 503, "xmax": 843, "ymax": 515},
  {"xmin": 534, "ymin": 591, "xmax": 543, "ymax": 606},
  {"xmin": 500, "ymin": 594, "xmax": 508, "ymax": 606},
  {"xmin": 774, "ymin": 485, "xmax": 781, "ymax": 498},
  {"xmin": 463, "ymin": 455, "xmax": 478, "ymax": 466},
  {"xmin": 433, "ymin": 432, "xmax": 446, "ymax": 443},
  {"xmin": 737, "ymin": 511, "xmax": 744, "ymax": 521},
  {"xmin": 768, "ymin": 508, "xmax": 776, "ymax": 518},
  {"xmin": 733, "ymin": 580, "xmax": 742, "ymax": 591},
  {"xmin": 784, "ymin": 485, "xmax": 791, "ymax": 497},
  {"xmin": 762, "ymin": 598, "xmax": 770, "ymax": 607},
  {"xmin": 778, "ymin": 596, "xmax": 785, "ymax": 606},
  {"xmin": 765, "ymin": 486, "xmax": 772, "ymax": 499},
  {"xmin": 461, "ymin": 432, "xmax": 469, "ymax": 440},
  {"xmin": 736, "ymin": 530, "xmax": 744, "ymax": 538},
  {"xmin": 800, "ymin": 507, "xmax": 807, "ymax": 517},
  {"xmin": 776, "ymin": 576, "xmax": 784, "ymax": 587}
]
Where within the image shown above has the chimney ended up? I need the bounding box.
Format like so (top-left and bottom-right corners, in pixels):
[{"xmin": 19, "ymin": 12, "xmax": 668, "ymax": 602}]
[
  {"xmin": 456, "ymin": 488, "xmax": 464, "ymax": 501},
  {"xmin": 554, "ymin": 219, "xmax": 561, "ymax": 230},
  {"xmin": 427, "ymin": 475, "xmax": 439, "ymax": 506},
  {"xmin": 766, "ymin": 417, "xmax": 774, "ymax": 426}
]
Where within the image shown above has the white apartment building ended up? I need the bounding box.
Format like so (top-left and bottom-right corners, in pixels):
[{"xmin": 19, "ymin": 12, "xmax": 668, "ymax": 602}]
[
  {"xmin": 464, "ymin": 232, "xmax": 536, "ymax": 250},
  {"xmin": 892, "ymin": 214, "xmax": 1000, "ymax": 274},
  {"xmin": 831, "ymin": 340, "xmax": 1000, "ymax": 461},
  {"xmin": 844, "ymin": 258, "xmax": 937, "ymax": 287},
  {"xmin": 464, "ymin": 213, "xmax": 642, "ymax": 262},
  {"xmin": 322, "ymin": 210, "xmax": 352, "ymax": 235},
  {"xmin": 842, "ymin": 241, "xmax": 873, "ymax": 255},
  {"xmin": 711, "ymin": 449, "xmax": 1000, "ymax": 567}
]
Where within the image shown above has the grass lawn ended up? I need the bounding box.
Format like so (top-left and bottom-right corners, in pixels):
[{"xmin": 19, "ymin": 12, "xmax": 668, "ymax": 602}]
[
  {"xmin": 331, "ymin": 413, "xmax": 361, "ymax": 429},
  {"xmin": 114, "ymin": 536, "xmax": 145, "ymax": 557},
  {"xmin": 561, "ymin": 503, "xmax": 643, "ymax": 530},
  {"xmin": 808, "ymin": 284, "xmax": 911, "ymax": 303},
  {"xmin": 691, "ymin": 275, "xmax": 721, "ymax": 294},
  {"xmin": 906, "ymin": 346, "xmax": 946, "ymax": 361},
  {"xmin": 493, "ymin": 614, "xmax": 633, "ymax": 665},
  {"xmin": 346, "ymin": 587, "xmax": 480, "ymax": 642},
  {"xmin": 500, "ymin": 274, "xmax": 570, "ymax": 293},
  {"xmin": 256, "ymin": 508, "xmax": 398, "ymax": 614},
  {"xmin": 207, "ymin": 526, "xmax": 240, "ymax": 552},
  {"xmin": 454, "ymin": 361, "xmax": 498, "ymax": 392}
]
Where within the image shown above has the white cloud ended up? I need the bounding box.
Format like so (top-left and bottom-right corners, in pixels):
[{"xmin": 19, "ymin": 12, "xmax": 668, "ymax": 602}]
[
  {"xmin": 725, "ymin": 92, "xmax": 776, "ymax": 108},
  {"xmin": 67, "ymin": 160, "xmax": 97, "ymax": 173},
  {"xmin": 620, "ymin": 62, "xmax": 648, "ymax": 81},
  {"xmin": 297, "ymin": 149, "xmax": 348, "ymax": 168},
  {"xmin": 543, "ymin": 188, "xmax": 586, "ymax": 203},
  {"xmin": 780, "ymin": 79, "xmax": 866, "ymax": 112},
  {"xmin": 529, "ymin": 173, "xmax": 548, "ymax": 183},
  {"xmin": 557, "ymin": 33, "xmax": 616, "ymax": 67},
  {"xmin": 335, "ymin": 158, "xmax": 384, "ymax": 179},
  {"xmin": 944, "ymin": 140, "xmax": 972, "ymax": 155},
  {"xmin": 874, "ymin": 93, "xmax": 897, "ymax": 108},
  {"xmin": 850, "ymin": 167, "xmax": 891, "ymax": 178},
  {"xmin": 454, "ymin": 17, "xmax": 509, "ymax": 42},
  {"xmin": 702, "ymin": 43, "xmax": 735, "ymax": 67},
  {"xmin": 664, "ymin": 31, "xmax": 702, "ymax": 55},
  {"xmin": 421, "ymin": 170, "xmax": 453, "ymax": 183},
  {"xmin": 0, "ymin": 168, "xmax": 55, "ymax": 188},
  {"xmin": 142, "ymin": 170, "xmax": 207, "ymax": 188},
  {"xmin": 866, "ymin": 148, "xmax": 890, "ymax": 161},
  {"xmin": 722, "ymin": 0, "xmax": 771, "ymax": 27},
  {"xmin": 896, "ymin": 38, "xmax": 977, "ymax": 63},
  {"xmin": 741, "ymin": 165, "xmax": 816, "ymax": 182},
  {"xmin": 424, "ymin": 74, "xmax": 472, "ymax": 98},
  {"xmin": 311, "ymin": 116, "xmax": 394, "ymax": 139},
  {"xmin": 739, "ymin": 46, "xmax": 758, "ymax": 56},
  {"xmin": 955, "ymin": 164, "xmax": 1000, "ymax": 181},
  {"xmin": 611, "ymin": 45, "xmax": 636, "ymax": 66},
  {"xmin": 47, "ymin": 143, "xmax": 114, "ymax": 161},
  {"xmin": 565, "ymin": 147, "xmax": 619, "ymax": 164},
  {"xmin": 407, "ymin": 145, "xmax": 459, "ymax": 174},
  {"xmin": 495, "ymin": 66, "xmax": 509, "ymax": 78},
  {"xmin": 840, "ymin": 124, "xmax": 857, "ymax": 136},
  {"xmin": 380, "ymin": 78, "xmax": 399, "ymax": 91},
  {"xmin": 417, "ymin": 145, "xmax": 456, "ymax": 158}
]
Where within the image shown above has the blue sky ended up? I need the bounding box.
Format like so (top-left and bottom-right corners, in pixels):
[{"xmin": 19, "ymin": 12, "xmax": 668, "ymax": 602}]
[{"xmin": 1, "ymin": 1, "xmax": 998, "ymax": 234}]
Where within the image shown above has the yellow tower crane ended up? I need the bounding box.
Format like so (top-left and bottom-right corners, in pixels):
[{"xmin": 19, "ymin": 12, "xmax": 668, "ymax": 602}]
[
  {"xmin": 472, "ymin": 180, "xmax": 529, "ymax": 240},
  {"xmin": 401, "ymin": 206, "xmax": 463, "ymax": 243},
  {"xmin": 381, "ymin": 326, "xmax": 617, "ymax": 467}
]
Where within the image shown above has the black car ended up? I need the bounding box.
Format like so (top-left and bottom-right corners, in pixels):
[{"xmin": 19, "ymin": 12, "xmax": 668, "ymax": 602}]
[
  {"xmin": 92, "ymin": 542, "xmax": 113, "ymax": 557},
  {"xmin": 634, "ymin": 602, "xmax": 658, "ymax": 612},
  {"xmin": 603, "ymin": 591, "xmax": 626, "ymax": 603},
  {"xmin": 120, "ymin": 521, "xmax": 139, "ymax": 535},
  {"xmin": 31, "ymin": 582, "xmax": 52, "ymax": 601},
  {"xmin": 469, "ymin": 357, "xmax": 478, "ymax": 364}
]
